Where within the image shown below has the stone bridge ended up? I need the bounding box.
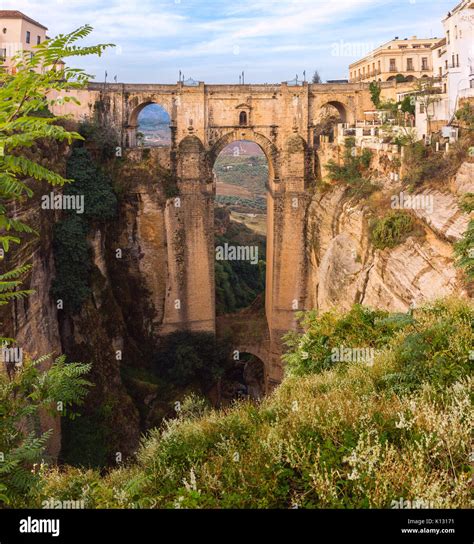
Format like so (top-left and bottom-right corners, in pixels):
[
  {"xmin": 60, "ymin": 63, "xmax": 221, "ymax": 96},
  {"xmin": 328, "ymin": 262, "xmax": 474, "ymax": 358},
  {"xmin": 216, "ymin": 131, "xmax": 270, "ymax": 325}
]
[{"xmin": 56, "ymin": 80, "xmax": 379, "ymax": 389}]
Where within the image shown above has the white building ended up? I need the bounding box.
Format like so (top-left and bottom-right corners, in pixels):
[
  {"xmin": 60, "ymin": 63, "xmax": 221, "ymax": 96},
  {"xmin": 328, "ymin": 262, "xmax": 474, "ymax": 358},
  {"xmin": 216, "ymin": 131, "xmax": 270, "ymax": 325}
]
[
  {"xmin": 415, "ymin": 0, "xmax": 474, "ymax": 139},
  {"xmin": 443, "ymin": 0, "xmax": 474, "ymax": 117}
]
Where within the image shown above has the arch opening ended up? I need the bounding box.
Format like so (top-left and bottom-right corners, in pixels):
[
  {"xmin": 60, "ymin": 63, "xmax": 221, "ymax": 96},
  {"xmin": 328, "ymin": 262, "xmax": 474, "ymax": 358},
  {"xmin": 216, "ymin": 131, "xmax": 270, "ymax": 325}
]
[
  {"xmin": 220, "ymin": 352, "xmax": 265, "ymax": 403},
  {"xmin": 131, "ymin": 102, "xmax": 171, "ymax": 147},
  {"xmin": 213, "ymin": 139, "xmax": 268, "ymax": 318},
  {"xmin": 314, "ymin": 102, "xmax": 348, "ymax": 144}
]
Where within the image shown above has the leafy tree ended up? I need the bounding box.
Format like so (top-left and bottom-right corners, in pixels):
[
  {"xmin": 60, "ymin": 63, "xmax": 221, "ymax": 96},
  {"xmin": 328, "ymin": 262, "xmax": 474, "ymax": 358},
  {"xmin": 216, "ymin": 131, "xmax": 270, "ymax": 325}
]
[
  {"xmin": 369, "ymin": 81, "xmax": 381, "ymax": 108},
  {"xmin": 411, "ymin": 77, "xmax": 442, "ymax": 135},
  {"xmin": 311, "ymin": 70, "xmax": 322, "ymax": 84},
  {"xmin": 153, "ymin": 331, "xmax": 232, "ymax": 388},
  {"xmin": 0, "ymin": 25, "xmax": 112, "ymax": 505},
  {"xmin": 0, "ymin": 25, "xmax": 112, "ymax": 305},
  {"xmin": 0, "ymin": 354, "xmax": 91, "ymax": 506}
]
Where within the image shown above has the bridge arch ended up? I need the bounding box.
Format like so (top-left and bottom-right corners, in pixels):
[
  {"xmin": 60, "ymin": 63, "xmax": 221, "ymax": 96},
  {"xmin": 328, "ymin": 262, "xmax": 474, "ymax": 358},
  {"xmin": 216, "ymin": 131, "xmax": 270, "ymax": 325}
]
[
  {"xmin": 127, "ymin": 101, "xmax": 172, "ymax": 148},
  {"xmin": 319, "ymin": 100, "xmax": 349, "ymax": 124},
  {"xmin": 208, "ymin": 129, "xmax": 280, "ymax": 184}
]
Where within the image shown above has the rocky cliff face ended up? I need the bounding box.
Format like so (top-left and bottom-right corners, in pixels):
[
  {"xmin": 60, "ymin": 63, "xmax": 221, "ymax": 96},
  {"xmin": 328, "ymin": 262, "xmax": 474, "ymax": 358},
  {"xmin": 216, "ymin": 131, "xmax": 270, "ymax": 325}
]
[
  {"xmin": 3, "ymin": 136, "xmax": 471, "ymax": 463},
  {"xmin": 307, "ymin": 152, "xmax": 472, "ymax": 313}
]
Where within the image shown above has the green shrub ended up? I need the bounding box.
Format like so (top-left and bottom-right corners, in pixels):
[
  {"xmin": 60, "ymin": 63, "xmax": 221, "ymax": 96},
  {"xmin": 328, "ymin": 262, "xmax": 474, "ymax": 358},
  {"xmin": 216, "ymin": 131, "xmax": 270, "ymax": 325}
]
[
  {"xmin": 326, "ymin": 138, "xmax": 375, "ymax": 196},
  {"xmin": 51, "ymin": 215, "xmax": 91, "ymax": 312},
  {"xmin": 0, "ymin": 355, "xmax": 91, "ymax": 507},
  {"xmin": 153, "ymin": 332, "xmax": 232, "ymax": 388},
  {"xmin": 32, "ymin": 298, "xmax": 472, "ymax": 509},
  {"xmin": 370, "ymin": 211, "xmax": 414, "ymax": 249},
  {"xmin": 283, "ymin": 304, "xmax": 412, "ymax": 376},
  {"xmin": 65, "ymin": 147, "xmax": 117, "ymax": 222},
  {"xmin": 455, "ymin": 219, "xmax": 474, "ymax": 281},
  {"xmin": 78, "ymin": 119, "xmax": 119, "ymax": 160}
]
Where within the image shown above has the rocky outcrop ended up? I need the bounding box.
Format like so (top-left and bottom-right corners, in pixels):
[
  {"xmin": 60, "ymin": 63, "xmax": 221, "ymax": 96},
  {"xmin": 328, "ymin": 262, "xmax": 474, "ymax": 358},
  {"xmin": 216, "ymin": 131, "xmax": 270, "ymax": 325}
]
[{"xmin": 307, "ymin": 160, "xmax": 472, "ymax": 313}]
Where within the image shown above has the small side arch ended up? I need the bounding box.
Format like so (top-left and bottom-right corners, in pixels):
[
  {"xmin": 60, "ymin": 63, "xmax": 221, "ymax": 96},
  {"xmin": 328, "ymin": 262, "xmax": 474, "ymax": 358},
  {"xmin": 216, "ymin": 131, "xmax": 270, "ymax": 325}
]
[
  {"xmin": 126, "ymin": 101, "xmax": 172, "ymax": 148},
  {"xmin": 319, "ymin": 100, "xmax": 349, "ymax": 124}
]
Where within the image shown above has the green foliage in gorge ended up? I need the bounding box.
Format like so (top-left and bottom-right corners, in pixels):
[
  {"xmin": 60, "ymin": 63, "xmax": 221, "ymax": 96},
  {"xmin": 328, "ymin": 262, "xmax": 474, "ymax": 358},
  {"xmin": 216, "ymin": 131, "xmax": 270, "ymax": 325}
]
[
  {"xmin": 0, "ymin": 355, "xmax": 91, "ymax": 507},
  {"xmin": 325, "ymin": 138, "xmax": 375, "ymax": 196},
  {"xmin": 370, "ymin": 211, "xmax": 415, "ymax": 250},
  {"xmin": 0, "ymin": 25, "xmax": 112, "ymax": 305},
  {"xmin": 153, "ymin": 331, "xmax": 232, "ymax": 389},
  {"xmin": 282, "ymin": 304, "xmax": 410, "ymax": 376},
  {"xmin": 0, "ymin": 25, "xmax": 110, "ymax": 506},
  {"xmin": 30, "ymin": 298, "xmax": 472, "ymax": 509},
  {"xmin": 51, "ymin": 146, "xmax": 117, "ymax": 313},
  {"xmin": 51, "ymin": 215, "xmax": 91, "ymax": 313}
]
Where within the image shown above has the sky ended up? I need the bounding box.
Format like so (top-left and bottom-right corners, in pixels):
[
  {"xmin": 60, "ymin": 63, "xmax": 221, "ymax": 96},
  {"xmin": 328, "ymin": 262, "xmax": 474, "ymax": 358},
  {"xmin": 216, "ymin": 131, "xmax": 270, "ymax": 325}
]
[{"xmin": 3, "ymin": 0, "xmax": 457, "ymax": 84}]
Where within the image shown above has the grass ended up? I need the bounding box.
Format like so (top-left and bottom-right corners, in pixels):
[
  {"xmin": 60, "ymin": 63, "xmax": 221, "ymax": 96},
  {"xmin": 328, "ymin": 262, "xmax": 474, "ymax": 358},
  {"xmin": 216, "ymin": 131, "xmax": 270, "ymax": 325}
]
[{"xmin": 26, "ymin": 298, "xmax": 472, "ymax": 509}]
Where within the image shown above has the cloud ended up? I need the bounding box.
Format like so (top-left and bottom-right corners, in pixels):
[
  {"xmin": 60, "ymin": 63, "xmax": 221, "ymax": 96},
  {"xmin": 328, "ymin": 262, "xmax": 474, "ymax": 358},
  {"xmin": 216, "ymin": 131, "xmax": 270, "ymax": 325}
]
[{"xmin": 3, "ymin": 0, "xmax": 449, "ymax": 83}]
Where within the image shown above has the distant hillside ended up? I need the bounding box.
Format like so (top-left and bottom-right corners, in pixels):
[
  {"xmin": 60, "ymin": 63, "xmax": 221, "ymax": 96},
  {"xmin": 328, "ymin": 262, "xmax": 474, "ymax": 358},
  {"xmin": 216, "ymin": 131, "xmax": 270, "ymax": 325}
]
[{"xmin": 138, "ymin": 104, "xmax": 170, "ymax": 128}]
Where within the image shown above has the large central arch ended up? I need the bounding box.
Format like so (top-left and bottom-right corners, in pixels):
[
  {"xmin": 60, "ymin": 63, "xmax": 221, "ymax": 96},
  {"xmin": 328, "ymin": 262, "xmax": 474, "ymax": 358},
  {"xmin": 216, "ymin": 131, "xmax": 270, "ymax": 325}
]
[
  {"xmin": 208, "ymin": 129, "xmax": 280, "ymax": 185},
  {"xmin": 209, "ymin": 130, "xmax": 276, "ymax": 347}
]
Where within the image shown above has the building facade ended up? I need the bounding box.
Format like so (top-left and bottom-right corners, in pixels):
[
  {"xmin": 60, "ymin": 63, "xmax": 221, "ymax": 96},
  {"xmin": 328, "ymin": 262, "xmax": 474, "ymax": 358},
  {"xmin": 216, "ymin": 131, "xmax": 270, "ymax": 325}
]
[
  {"xmin": 349, "ymin": 37, "xmax": 439, "ymax": 83},
  {"xmin": 0, "ymin": 10, "xmax": 47, "ymax": 73},
  {"xmin": 442, "ymin": 0, "xmax": 474, "ymax": 118},
  {"xmin": 415, "ymin": 0, "xmax": 474, "ymax": 138}
]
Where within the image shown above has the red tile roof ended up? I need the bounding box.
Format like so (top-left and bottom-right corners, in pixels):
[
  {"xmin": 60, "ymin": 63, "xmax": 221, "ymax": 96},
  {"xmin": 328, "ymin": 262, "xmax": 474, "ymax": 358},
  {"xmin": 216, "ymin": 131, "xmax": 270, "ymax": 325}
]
[{"xmin": 0, "ymin": 10, "xmax": 47, "ymax": 31}]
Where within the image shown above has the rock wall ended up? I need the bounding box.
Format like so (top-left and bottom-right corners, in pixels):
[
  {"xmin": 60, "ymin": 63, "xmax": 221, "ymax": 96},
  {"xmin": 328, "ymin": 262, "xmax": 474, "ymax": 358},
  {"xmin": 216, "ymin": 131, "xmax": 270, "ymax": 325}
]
[{"xmin": 307, "ymin": 147, "xmax": 472, "ymax": 313}]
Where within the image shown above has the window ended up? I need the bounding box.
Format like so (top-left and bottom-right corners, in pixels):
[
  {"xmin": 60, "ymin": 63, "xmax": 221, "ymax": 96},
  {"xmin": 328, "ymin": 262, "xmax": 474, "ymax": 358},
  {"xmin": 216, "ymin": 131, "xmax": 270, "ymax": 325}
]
[
  {"xmin": 239, "ymin": 111, "xmax": 247, "ymax": 126},
  {"xmin": 421, "ymin": 57, "xmax": 428, "ymax": 70},
  {"xmin": 389, "ymin": 58, "xmax": 396, "ymax": 71},
  {"xmin": 447, "ymin": 30, "xmax": 450, "ymax": 44},
  {"xmin": 439, "ymin": 67, "xmax": 442, "ymax": 76},
  {"xmin": 456, "ymin": 54, "xmax": 459, "ymax": 67},
  {"xmin": 452, "ymin": 54, "xmax": 455, "ymax": 67},
  {"xmin": 37, "ymin": 36, "xmax": 41, "ymax": 45},
  {"xmin": 443, "ymin": 83, "xmax": 447, "ymax": 93},
  {"xmin": 420, "ymin": 103, "xmax": 425, "ymax": 114},
  {"xmin": 455, "ymin": 25, "xmax": 458, "ymax": 39},
  {"xmin": 26, "ymin": 31, "xmax": 30, "ymax": 44},
  {"xmin": 0, "ymin": 48, "xmax": 6, "ymax": 59},
  {"xmin": 407, "ymin": 58, "xmax": 414, "ymax": 71}
]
